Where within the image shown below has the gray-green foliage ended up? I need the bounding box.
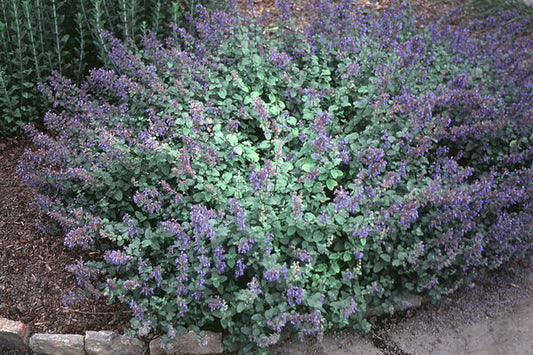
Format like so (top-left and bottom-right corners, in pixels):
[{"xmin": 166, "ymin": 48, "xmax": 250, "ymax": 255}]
[
  {"xmin": 18, "ymin": 1, "xmax": 532, "ymax": 352},
  {"xmin": 0, "ymin": 0, "xmax": 223, "ymax": 137}
]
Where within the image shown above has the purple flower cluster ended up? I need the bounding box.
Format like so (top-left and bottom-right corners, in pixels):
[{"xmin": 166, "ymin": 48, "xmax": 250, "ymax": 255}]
[
  {"xmin": 63, "ymin": 212, "xmax": 102, "ymax": 248},
  {"xmin": 312, "ymin": 132, "xmax": 331, "ymax": 152},
  {"xmin": 398, "ymin": 200, "xmax": 420, "ymax": 229},
  {"xmin": 269, "ymin": 48, "xmax": 292, "ymax": 69},
  {"xmin": 342, "ymin": 298, "xmax": 358, "ymax": 319},
  {"xmin": 286, "ymin": 286, "xmax": 304, "ymax": 306},
  {"xmin": 333, "ymin": 185, "xmax": 363, "ymax": 214},
  {"xmin": 312, "ymin": 111, "xmax": 332, "ymax": 133},
  {"xmin": 104, "ymin": 250, "xmax": 132, "ymax": 269},
  {"xmin": 176, "ymin": 296, "xmax": 188, "ymax": 317},
  {"xmin": 380, "ymin": 171, "xmax": 401, "ymax": 189},
  {"xmin": 264, "ymin": 232, "xmax": 273, "ymax": 254},
  {"xmin": 122, "ymin": 213, "xmax": 139, "ymax": 238},
  {"xmin": 207, "ymin": 295, "xmax": 224, "ymax": 311},
  {"xmin": 65, "ymin": 259, "xmax": 100, "ymax": 293},
  {"xmin": 189, "ymin": 205, "xmax": 217, "ymax": 239},
  {"xmin": 213, "ymin": 246, "xmax": 227, "ymax": 273},
  {"xmin": 235, "ymin": 259, "xmax": 247, "ymax": 278},
  {"xmin": 353, "ymin": 250, "xmax": 364, "ymax": 260},
  {"xmin": 133, "ymin": 188, "xmax": 161, "ymax": 214},
  {"xmin": 61, "ymin": 290, "xmax": 87, "ymax": 307},
  {"xmin": 249, "ymin": 160, "xmax": 275, "ymax": 193},
  {"xmin": 263, "ymin": 268, "xmax": 280, "ymax": 282},
  {"xmin": 292, "ymin": 248, "xmax": 312, "ymax": 263},
  {"xmin": 352, "ymin": 225, "xmax": 370, "ymax": 240},
  {"xmin": 228, "ymin": 198, "xmax": 246, "ymax": 230},
  {"xmin": 237, "ymin": 238, "xmax": 255, "ymax": 254},
  {"xmin": 174, "ymin": 252, "xmax": 190, "ymax": 296},
  {"xmin": 266, "ymin": 310, "xmax": 324, "ymax": 339},
  {"xmin": 407, "ymin": 241, "xmax": 425, "ymax": 265},
  {"xmin": 360, "ymin": 147, "xmax": 387, "ymax": 179},
  {"xmin": 291, "ymin": 192, "xmax": 304, "ymax": 217},
  {"xmin": 253, "ymin": 97, "xmax": 270, "ymax": 121},
  {"xmin": 129, "ymin": 299, "xmax": 144, "ymax": 320},
  {"xmin": 245, "ymin": 276, "xmax": 263, "ymax": 299}
]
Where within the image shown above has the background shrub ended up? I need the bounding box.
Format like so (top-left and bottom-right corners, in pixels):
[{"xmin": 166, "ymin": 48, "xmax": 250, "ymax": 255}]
[
  {"xmin": 0, "ymin": 0, "xmax": 223, "ymax": 137},
  {"xmin": 18, "ymin": 0, "xmax": 533, "ymax": 353}
]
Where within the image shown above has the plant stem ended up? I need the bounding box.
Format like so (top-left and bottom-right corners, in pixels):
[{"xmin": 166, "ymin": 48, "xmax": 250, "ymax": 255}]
[
  {"xmin": 51, "ymin": 0, "xmax": 62, "ymax": 74},
  {"xmin": 22, "ymin": 0, "xmax": 41, "ymax": 82}
]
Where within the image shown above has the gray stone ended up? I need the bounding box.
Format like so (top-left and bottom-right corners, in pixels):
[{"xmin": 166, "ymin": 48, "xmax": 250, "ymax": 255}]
[
  {"xmin": 0, "ymin": 317, "xmax": 31, "ymax": 352},
  {"xmin": 149, "ymin": 331, "xmax": 223, "ymax": 355},
  {"xmin": 85, "ymin": 330, "xmax": 145, "ymax": 355},
  {"xmin": 29, "ymin": 333, "xmax": 85, "ymax": 355}
]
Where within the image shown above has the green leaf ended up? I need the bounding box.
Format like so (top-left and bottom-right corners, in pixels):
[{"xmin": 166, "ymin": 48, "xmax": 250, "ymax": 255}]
[
  {"xmin": 345, "ymin": 133, "xmax": 359, "ymax": 143},
  {"xmin": 398, "ymin": 251, "xmax": 408, "ymax": 260},
  {"xmin": 301, "ymin": 162, "xmax": 313, "ymax": 172},
  {"xmin": 330, "ymin": 169, "xmax": 343, "ymax": 179},
  {"xmin": 392, "ymin": 259, "xmax": 401, "ymax": 267},
  {"xmin": 304, "ymin": 213, "xmax": 315, "ymax": 223},
  {"xmin": 134, "ymin": 211, "xmax": 146, "ymax": 222},
  {"xmin": 227, "ymin": 134, "xmax": 238, "ymax": 146},
  {"xmin": 233, "ymin": 146, "xmax": 243, "ymax": 155},
  {"xmin": 287, "ymin": 116, "xmax": 297, "ymax": 125},
  {"xmin": 222, "ymin": 172, "xmax": 232, "ymax": 182},
  {"xmin": 380, "ymin": 254, "xmax": 391, "ymax": 262},
  {"xmin": 218, "ymin": 88, "xmax": 227, "ymax": 99},
  {"xmin": 307, "ymin": 293, "xmax": 324, "ymax": 308},
  {"xmin": 326, "ymin": 179, "xmax": 337, "ymax": 190},
  {"xmin": 245, "ymin": 148, "xmax": 259, "ymax": 163},
  {"xmin": 283, "ymin": 162, "xmax": 294, "ymax": 171},
  {"xmin": 373, "ymin": 262, "xmax": 384, "ymax": 273},
  {"xmin": 240, "ymin": 84, "xmax": 250, "ymax": 93},
  {"xmin": 114, "ymin": 190, "xmax": 123, "ymax": 201},
  {"xmin": 334, "ymin": 213, "xmax": 346, "ymax": 225},
  {"xmin": 331, "ymin": 262, "xmax": 340, "ymax": 274},
  {"xmin": 259, "ymin": 141, "xmax": 270, "ymax": 149}
]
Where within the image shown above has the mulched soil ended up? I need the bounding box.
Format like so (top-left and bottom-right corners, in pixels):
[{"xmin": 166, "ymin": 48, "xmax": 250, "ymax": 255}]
[{"xmin": 0, "ymin": 138, "xmax": 130, "ymax": 335}]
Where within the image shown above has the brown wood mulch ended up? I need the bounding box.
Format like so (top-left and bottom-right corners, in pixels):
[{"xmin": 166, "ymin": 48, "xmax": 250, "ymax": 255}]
[{"xmin": 0, "ymin": 138, "xmax": 130, "ymax": 335}]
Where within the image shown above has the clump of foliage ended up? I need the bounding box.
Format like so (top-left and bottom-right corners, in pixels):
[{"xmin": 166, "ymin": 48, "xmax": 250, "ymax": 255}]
[
  {"xmin": 0, "ymin": 0, "xmax": 223, "ymax": 137},
  {"xmin": 18, "ymin": 0, "xmax": 533, "ymax": 352}
]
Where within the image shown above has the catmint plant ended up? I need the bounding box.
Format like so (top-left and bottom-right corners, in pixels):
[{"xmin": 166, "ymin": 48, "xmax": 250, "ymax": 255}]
[{"xmin": 18, "ymin": 0, "xmax": 532, "ymax": 353}]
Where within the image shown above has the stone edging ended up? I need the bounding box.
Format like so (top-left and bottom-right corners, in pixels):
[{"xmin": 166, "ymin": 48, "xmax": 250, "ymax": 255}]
[
  {"xmin": 0, "ymin": 317, "xmax": 222, "ymax": 355},
  {"xmin": 0, "ymin": 293, "xmax": 427, "ymax": 354}
]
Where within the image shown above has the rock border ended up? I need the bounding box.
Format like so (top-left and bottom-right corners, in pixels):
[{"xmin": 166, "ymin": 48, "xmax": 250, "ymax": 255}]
[
  {"xmin": 0, "ymin": 318, "xmax": 221, "ymax": 355},
  {"xmin": 0, "ymin": 293, "xmax": 427, "ymax": 354}
]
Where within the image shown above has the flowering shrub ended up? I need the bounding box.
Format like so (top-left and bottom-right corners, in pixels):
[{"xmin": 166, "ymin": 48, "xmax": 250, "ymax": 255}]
[{"xmin": 18, "ymin": 1, "xmax": 533, "ymax": 352}]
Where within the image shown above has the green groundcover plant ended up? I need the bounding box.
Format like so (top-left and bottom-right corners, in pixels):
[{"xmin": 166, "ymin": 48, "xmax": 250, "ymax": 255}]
[{"xmin": 18, "ymin": 0, "xmax": 533, "ymax": 352}]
